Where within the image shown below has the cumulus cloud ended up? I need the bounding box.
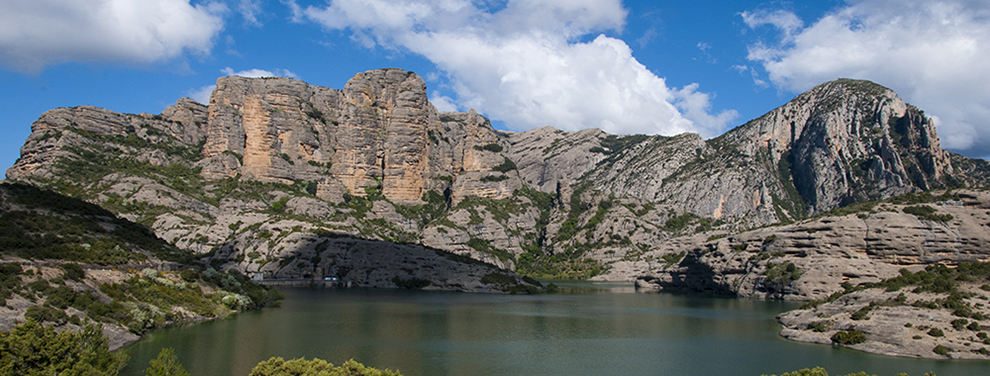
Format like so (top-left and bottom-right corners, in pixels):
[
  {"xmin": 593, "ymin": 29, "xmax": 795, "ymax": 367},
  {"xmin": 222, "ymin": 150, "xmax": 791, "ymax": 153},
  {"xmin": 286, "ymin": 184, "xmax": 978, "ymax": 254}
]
[
  {"xmin": 289, "ymin": 0, "xmax": 736, "ymax": 137},
  {"xmin": 0, "ymin": 0, "xmax": 226, "ymax": 72},
  {"xmin": 743, "ymin": 0, "xmax": 990, "ymax": 155}
]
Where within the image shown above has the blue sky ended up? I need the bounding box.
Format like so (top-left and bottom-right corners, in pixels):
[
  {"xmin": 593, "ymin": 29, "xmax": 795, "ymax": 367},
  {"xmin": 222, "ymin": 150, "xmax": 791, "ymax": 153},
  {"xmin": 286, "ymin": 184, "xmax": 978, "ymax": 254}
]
[{"xmin": 2, "ymin": 0, "xmax": 989, "ymax": 173}]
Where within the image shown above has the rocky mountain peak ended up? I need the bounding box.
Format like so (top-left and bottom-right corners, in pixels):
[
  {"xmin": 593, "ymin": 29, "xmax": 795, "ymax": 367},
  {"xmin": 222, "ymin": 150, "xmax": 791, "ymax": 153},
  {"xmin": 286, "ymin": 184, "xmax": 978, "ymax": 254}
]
[{"xmin": 720, "ymin": 78, "xmax": 954, "ymax": 214}]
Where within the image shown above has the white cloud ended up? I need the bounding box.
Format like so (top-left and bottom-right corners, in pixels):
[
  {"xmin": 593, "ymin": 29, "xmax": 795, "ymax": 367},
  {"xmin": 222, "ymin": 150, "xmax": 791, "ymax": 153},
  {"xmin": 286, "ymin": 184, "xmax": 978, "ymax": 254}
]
[
  {"xmin": 237, "ymin": 0, "xmax": 263, "ymax": 25},
  {"xmin": 189, "ymin": 85, "xmax": 216, "ymax": 104},
  {"xmin": 430, "ymin": 91, "xmax": 459, "ymax": 112},
  {"xmin": 290, "ymin": 0, "xmax": 736, "ymax": 137},
  {"xmin": 0, "ymin": 0, "xmax": 226, "ymax": 72},
  {"xmin": 221, "ymin": 67, "xmax": 298, "ymax": 79},
  {"xmin": 743, "ymin": 0, "xmax": 990, "ymax": 155},
  {"xmin": 741, "ymin": 9, "xmax": 804, "ymax": 43}
]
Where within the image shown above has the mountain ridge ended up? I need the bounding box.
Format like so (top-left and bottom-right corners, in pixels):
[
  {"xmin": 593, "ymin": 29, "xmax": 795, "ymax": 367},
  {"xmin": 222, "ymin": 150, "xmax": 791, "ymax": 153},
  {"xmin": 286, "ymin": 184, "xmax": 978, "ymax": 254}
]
[{"xmin": 6, "ymin": 68, "xmax": 990, "ymax": 283}]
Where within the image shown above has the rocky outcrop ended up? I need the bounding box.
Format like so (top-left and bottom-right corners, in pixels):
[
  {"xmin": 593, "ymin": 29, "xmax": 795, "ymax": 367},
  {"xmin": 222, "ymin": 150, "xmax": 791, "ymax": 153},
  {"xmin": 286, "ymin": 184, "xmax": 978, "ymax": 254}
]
[{"xmin": 629, "ymin": 189, "xmax": 990, "ymax": 301}]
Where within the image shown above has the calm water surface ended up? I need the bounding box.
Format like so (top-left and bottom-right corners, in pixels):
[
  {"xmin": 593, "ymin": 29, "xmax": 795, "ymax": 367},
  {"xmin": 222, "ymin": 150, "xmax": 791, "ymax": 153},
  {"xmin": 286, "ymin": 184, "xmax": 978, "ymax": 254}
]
[{"xmin": 121, "ymin": 282, "xmax": 988, "ymax": 376}]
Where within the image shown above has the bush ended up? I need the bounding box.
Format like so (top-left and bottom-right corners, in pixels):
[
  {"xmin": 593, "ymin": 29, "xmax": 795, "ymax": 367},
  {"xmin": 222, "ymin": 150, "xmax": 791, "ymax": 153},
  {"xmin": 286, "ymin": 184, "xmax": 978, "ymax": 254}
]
[
  {"xmin": 903, "ymin": 205, "xmax": 953, "ymax": 222},
  {"xmin": 928, "ymin": 327, "xmax": 945, "ymax": 337},
  {"xmin": 806, "ymin": 321, "xmax": 830, "ymax": 333},
  {"xmin": 250, "ymin": 357, "xmax": 402, "ymax": 376},
  {"xmin": 952, "ymin": 318, "xmax": 969, "ymax": 330},
  {"xmin": 933, "ymin": 344, "xmax": 951, "ymax": 356},
  {"xmin": 480, "ymin": 175, "xmax": 510, "ymax": 183},
  {"xmin": 473, "ymin": 143, "xmax": 503, "ymax": 153},
  {"xmin": 831, "ymin": 330, "xmax": 867, "ymax": 345},
  {"xmin": 491, "ymin": 157, "xmax": 517, "ymax": 173},
  {"xmin": 62, "ymin": 263, "xmax": 85, "ymax": 281},
  {"xmin": 850, "ymin": 304, "xmax": 873, "ymax": 320},
  {"xmin": 24, "ymin": 305, "xmax": 68, "ymax": 324},
  {"xmin": 179, "ymin": 269, "xmax": 199, "ymax": 283}
]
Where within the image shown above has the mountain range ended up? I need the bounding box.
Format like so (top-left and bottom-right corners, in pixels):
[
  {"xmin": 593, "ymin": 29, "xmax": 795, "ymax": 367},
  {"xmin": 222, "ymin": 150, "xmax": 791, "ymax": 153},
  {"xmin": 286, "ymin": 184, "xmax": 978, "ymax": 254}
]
[{"xmin": 6, "ymin": 68, "xmax": 990, "ymax": 292}]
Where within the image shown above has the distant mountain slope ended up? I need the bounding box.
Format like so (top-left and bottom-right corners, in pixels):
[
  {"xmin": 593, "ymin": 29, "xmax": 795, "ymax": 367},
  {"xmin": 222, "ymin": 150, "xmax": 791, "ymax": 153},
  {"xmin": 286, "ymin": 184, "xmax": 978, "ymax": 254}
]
[{"xmin": 6, "ymin": 69, "xmax": 990, "ymax": 283}]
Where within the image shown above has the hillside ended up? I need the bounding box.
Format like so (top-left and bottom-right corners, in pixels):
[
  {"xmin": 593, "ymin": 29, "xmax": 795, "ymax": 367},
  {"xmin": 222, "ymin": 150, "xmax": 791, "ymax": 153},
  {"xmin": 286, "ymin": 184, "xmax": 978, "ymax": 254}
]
[{"xmin": 0, "ymin": 182, "xmax": 282, "ymax": 349}]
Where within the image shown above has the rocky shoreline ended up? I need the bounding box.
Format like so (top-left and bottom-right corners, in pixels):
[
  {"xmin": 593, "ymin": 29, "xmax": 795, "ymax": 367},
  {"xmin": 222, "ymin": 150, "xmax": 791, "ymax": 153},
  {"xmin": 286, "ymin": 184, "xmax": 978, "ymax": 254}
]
[{"xmin": 775, "ymin": 266, "xmax": 990, "ymax": 360}]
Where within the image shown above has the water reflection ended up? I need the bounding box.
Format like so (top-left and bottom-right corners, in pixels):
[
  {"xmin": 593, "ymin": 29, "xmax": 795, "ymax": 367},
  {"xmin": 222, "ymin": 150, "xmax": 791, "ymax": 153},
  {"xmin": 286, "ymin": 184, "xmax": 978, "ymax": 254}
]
[{"xmin": 121, "ymin": 282, "xmax": 987, "ymax": 376}]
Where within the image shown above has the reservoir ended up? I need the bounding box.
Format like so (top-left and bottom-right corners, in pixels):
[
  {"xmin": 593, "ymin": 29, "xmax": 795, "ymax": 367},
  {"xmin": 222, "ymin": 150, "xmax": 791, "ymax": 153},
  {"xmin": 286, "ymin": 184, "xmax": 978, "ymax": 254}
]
[{"xmin": 120, "ymin": 282, "xmax": 987, "ymax": 376}]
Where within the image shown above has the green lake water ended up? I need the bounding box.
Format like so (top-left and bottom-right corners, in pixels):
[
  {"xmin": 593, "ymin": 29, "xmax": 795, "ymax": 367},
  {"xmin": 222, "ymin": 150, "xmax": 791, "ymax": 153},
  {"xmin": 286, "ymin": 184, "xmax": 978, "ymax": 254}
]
[{"xmin": 120, "ymin": 282, "xmax": 988, "ymax": 376}]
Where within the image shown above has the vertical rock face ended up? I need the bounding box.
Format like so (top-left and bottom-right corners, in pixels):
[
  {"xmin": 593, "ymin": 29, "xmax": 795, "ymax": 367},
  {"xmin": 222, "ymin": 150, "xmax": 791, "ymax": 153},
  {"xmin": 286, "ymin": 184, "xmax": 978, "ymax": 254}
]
[{"xmin": 195, "ymin": 69, "xmax": 516, "ymax": 205}]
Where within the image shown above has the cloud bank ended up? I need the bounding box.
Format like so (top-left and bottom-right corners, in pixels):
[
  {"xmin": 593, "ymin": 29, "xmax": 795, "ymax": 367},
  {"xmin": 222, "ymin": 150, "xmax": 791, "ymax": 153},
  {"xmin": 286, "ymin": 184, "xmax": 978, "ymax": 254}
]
[
  {"xmin": 743, "ymin": 0, "xmax": 990, "ymax": 156},
  {"xmin": 290, "ymin": 0, "xmax": 736, "ymax": 137},
  {"xmin": 0, "ymin": 0, "xmax": 226, "ymax": 72}
]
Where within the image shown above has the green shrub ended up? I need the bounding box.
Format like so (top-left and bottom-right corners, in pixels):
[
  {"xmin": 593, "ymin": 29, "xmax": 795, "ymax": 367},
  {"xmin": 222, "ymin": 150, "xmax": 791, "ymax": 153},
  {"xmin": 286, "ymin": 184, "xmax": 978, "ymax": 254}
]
[
  {"xmin": 492, "ymin": 157, "xmax": 517, "ymax": 172},
  {"xmin": 903, "ymin": 205, "xmax": 953, "ymax": 222},
  {"xmin": 933, "ymin": 344, "xmax": 951, "ymax": 356},
  {"xmin": 850, "ymin": 304, "xmax": 873, "ymax": 320},
  {"xmin": 831, "ymin": 330, "xmax": 867, "ymax": 345},
  {"xmin": 24, "ymin": 305, "xmax": 68, "ymax": 324},
  {"xmin": 62, "ymin": 263, "xmax": 85, "ymax": 281},
  {"xmin": 45, "ymin": 286, "xmax": 80, "ymax": 309},
  {"xmin": 660, "ymin": 251, "xmax": 685, "ymax": 268},
  {"xmin": 952, "ymin": 318, "xmax": 969, "ymax": 330},
  {"xmin": 179, "ymin": 269, "xmax": 199, "ymax": 282},
  {"xmin": 480, "ymin": 175, "xmax": 510, "ymax": 183},
  {"xmin": 928, "ymin": 327, "xmax": 945, "ymax": 337},
  {"xmin": 473, "ymin": 143, "xmax": 503, "ymax": 152},
  {"xmin": 806, "ymin": 321, "xmax": 830, "ymax": 333}
]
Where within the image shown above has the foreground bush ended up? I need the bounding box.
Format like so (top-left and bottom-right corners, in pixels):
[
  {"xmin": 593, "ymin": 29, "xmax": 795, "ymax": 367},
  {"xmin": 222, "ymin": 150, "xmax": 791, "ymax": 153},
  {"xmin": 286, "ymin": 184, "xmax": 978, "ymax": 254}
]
[
  {"xmin": 762, "ymin": 367, "xmax": 937, "ymax": 376},
  {"xmin": 0, "ymin": 320, "xmax": 127, "ymax": 376},
  {"xmin": 249, "ymin": 357, "xmax": 402, "ymax": 376}
]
